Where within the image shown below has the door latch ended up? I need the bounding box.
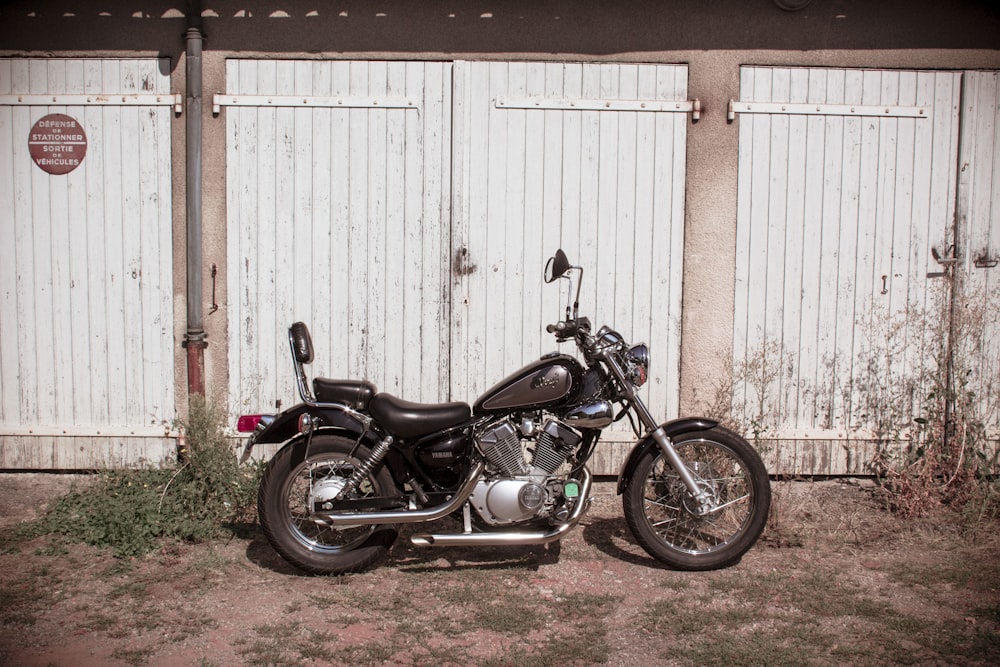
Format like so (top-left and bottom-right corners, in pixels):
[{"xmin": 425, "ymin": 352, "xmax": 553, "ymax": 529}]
[
  {"xmin": 927, "ymin": 245, "xmax": 958, "ymax": 278},
  {"xmin": 931, "ymin": 245, "xmax": 959, "ymax": 266},
  {"xmin": 973, "ymin": 252, "xmax": 998, "ymax": 269}
]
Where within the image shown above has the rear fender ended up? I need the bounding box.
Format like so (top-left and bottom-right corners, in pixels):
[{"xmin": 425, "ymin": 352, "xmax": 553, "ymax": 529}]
[
  {"xmin": 615, "ymin": 417, "xmax": 718, "ymax": 495},
  {"xmin": 246, "ymin": 403, "xmax": 376, "ymax": 448}
]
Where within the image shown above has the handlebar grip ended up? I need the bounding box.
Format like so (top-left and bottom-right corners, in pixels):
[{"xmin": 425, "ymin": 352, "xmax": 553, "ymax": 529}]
[{"xmin": 548, "ymin": 321, "xmax": 578, "ymax": 339}]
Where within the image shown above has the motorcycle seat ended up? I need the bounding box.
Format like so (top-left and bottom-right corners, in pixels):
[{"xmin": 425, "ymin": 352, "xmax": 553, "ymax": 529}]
[
  {"xmin": 368, "ymin": 393, "xmax": 472, "ymax": 440},
  {"xmin": 314, "ymin": 378, "xmax": 378, "ymax": 410}
]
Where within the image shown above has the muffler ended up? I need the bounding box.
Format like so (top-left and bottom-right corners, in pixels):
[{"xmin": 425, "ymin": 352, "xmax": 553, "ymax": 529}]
[{"xmin": 410, "ymin": 469, "xmax": 592, "ymax": 547}]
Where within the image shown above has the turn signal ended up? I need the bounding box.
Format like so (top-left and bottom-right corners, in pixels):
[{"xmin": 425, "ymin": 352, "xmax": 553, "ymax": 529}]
[{"xmin": 298, "ymin": 413, "xmax": 316, "ymax": 434}]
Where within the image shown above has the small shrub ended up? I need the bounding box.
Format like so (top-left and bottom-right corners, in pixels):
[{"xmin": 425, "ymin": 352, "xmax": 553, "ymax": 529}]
[
  {"xmin": 714, "ymin": 285, "xmax": 999, "ymax": 523},
  {"xmin": 33, "ymin": 396, "xmax": 262, "ymax": 558}
]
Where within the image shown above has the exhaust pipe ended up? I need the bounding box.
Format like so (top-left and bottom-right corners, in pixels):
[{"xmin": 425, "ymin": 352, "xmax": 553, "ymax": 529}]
[
  {"xmin": 410, "ymin": 469, "xmax": 592, "ymax": 547},
  {"xmin": 311, "ymin": 461, "xmax": 484, "ymax": 526}
]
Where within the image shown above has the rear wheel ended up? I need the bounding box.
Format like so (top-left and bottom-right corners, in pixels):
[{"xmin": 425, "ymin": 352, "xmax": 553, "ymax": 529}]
[
  {"xmin": 623, "ymin": 427, "xmax": 771, "ymax": 570},
  {"xmin": 258, "ymin": 434, "xmax": 398, "ymax": 575}
]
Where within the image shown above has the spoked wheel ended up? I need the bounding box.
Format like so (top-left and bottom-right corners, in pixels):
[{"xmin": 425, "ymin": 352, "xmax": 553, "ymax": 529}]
[
  {"xmin": 258, "ymin": 434, "xmax": 398, "ymax": 575},
  {"xmin": 623, "ymin": 427, "xmax": 771, "ymax": 570}
]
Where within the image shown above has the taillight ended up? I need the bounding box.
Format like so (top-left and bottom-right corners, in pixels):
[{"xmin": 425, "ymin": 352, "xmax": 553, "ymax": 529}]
[{"xmin": 237, "ymin": 415, "xmax": 264, "ymax": 433}]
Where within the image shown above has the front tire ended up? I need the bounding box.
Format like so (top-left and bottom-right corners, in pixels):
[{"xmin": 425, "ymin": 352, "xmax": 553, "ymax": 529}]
[
  {"xmin": 623, "ymin": 427, "xmax": 770, "ymax": 570},
  {"xmin": 258, "ymin": 434, "xmax": 399, "ymax": 575}
]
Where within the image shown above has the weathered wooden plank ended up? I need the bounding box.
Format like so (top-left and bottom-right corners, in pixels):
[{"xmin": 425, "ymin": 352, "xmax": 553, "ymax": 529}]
[
  {"xmin": 327, "ymin": 63, "xmax": 353, "ymax": 384},
  {"xmin": 0, "ymin": 435, "xmax": 175, "ymax": 469},
  {"xmin": 310, "ymin": 61, "xmax": 335, "ymax": 388},
  {"xmin": 539, "ymin": 64, "xmax": 566, "ymax": 356},
  {"xmin": 344, "ymin": 63, "xmax": 370, "ymax": 384},
  {"xmin": 263, "ymin": 58, "xmax": 286, "ymax": 397},
  {"xmin": 780, "ymin": 68, "xmax": 809, "ymax": 429},
  {"xmin": 119, "ymin": 60, "xmax": 146, "ymax": 427},
  {"xmin": 449, "ymin": 61, "xmax": 473, "ymax": 402},
  {"xmin": 521, "ymin": 60, "xmax": 545, "ymax": 363},
  {"xmin": 664, "ymin": 66, "xmax": 687, "ymax": 420},
  {"xmin": 366, "ymin": 62, "xmax": 390, "ymax": 392},
  {"xmin": 235, "ymin": 58, "xmax": 261, "ymax": 412},
  {"xmin": 732, "ymin": 66, "xmax": 755, "ymax": 420},
  {"xmin": 397, "ymin": 61, "xmax": 421, "ymax": 398},
  {"xmin": 0, "ymin": 61, "xmax": 18, "ymax": 426},
  {"xmin": 500, "ymin": 61, "xmax": 525, "ymax": 379},
  {"xmin": 28, "ymin": 64, "xmax": 56, "ymax": 425}
]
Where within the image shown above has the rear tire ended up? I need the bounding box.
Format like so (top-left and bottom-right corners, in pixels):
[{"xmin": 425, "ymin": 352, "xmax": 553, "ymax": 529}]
[
  {"xmin": 258, "ymin": 434, "xmax": 398, "ymax": 575},
  {"xmin": 623, "ymin": 427, "xmax": 770, "ymax": 570}
]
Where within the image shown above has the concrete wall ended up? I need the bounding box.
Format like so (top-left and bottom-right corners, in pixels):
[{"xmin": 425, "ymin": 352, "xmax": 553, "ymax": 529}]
[{"xmin": 2, "ymin": 1, "xmax": 999, "ymax": 467}]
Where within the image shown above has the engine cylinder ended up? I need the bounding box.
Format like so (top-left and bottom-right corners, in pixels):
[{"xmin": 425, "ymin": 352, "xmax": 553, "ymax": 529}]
[
  {"xmin": 477, "ymin": 420, "xmax": 527, "ymax": 476},
  {"xmin": 532, "ymin": 419, "xmax": 582, "ymax": 474}
]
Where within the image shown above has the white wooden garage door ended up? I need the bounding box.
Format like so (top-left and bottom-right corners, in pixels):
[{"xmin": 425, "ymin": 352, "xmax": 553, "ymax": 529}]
[
  {"xmin": 0, "ymin": 58, "xmax": 175, "ymax": 467},
  {"xmin": 451, "ymin": 61, "xmax": 690, "ymax": 456},
  {"xmin": 732, "ymin": 66, "xmax": 963, "ymax": 472},
  {"xmin": 225, "ymin": 60, "xmax": 454, "ymax": 414}
]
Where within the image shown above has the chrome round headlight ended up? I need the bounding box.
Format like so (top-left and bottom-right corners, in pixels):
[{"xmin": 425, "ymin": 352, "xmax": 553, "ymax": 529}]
[{"xmin": 625, "ymin": 343, "xmax": 649, "ymax": 387}]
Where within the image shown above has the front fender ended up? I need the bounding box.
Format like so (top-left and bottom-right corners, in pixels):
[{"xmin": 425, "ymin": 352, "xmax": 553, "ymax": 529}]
[
  {"xmin": 615, "ymin": 417, "xmax": 718, "ymax": 495},
  {"xmin": 247, "ymin": 403, "xmax": 374, "ymax": 447}
]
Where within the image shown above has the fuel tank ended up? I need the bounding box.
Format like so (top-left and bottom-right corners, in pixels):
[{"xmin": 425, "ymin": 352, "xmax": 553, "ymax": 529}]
[{"xmin": 474, "ymin": 353, "xmax": 585, "ymax": 414}]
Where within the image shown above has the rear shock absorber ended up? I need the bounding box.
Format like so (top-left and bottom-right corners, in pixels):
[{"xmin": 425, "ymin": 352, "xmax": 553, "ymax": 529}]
[{"xmin": 334, "ymin": 435, "xmax": 393, "ymax": 500}]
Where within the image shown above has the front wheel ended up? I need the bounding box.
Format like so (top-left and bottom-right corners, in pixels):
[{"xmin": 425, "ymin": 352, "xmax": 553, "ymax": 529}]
[
  {"xmin": 258, "ymin": 434, "xmax": 399, "ymax": 575},
  {"xmin": 623, "ymin": 427, "xmax": 771, "ymax": 570}
]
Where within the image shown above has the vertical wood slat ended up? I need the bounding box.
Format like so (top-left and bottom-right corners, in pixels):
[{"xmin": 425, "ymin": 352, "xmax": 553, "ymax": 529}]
[
  {"xmin": 226, "ymin": 60, "xmax": 453, "ymax": 417},
  {"xmin": 733, "ymin": 67, "xmax": 962, "ymax": 472},
  {"xmin": 451, "ymin": 61, "xmax": 689, "ymax": 452},
  {"xmin": 958, "ymin": 71, "xmax": 1000, "ymax": 444},
  {"xmin": 0, "ymin": 57, "xmax": 174, "ymax": 467}
]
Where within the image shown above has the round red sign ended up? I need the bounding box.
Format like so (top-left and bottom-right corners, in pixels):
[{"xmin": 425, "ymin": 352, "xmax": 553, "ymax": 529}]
[{"xmin": 28, "ymin": 113, "xmax": 87, "ymax": 175}]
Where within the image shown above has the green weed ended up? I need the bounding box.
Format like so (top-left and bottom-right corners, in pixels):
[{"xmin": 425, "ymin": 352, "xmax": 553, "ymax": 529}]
[{"xmin": 24, "ymin": 396, "xmax": 263, "ymax": 558}]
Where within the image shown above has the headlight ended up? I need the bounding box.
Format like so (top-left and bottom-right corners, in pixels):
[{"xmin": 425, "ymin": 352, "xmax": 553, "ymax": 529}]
[{"xmin": 625, "ymin": 343, "xmax": 649, "ymax": 387}]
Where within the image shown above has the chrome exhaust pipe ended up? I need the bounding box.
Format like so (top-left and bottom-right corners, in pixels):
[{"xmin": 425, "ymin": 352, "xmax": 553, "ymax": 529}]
[
  {"xmin": 410, "ymin": 469, "xmax": 592, "ymax": 548},
  {"xmin": 311, "ymin": 461, "xmax": 485, "ymax": 526}
]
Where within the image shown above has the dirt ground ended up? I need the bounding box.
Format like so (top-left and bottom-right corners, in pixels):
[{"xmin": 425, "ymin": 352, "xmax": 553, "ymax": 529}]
[{"xmin": 1, "ymin": 473, "xmax": 998, "ymax": 666}]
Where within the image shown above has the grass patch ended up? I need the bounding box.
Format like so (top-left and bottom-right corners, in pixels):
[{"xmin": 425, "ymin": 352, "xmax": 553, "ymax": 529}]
[
  {"xmin": 111, "ymin": 645, "xmax": 157, "ymax": 666},
  {"xmin": 470, "ymin": 599, "xmax": 541, "ymax": 634}
]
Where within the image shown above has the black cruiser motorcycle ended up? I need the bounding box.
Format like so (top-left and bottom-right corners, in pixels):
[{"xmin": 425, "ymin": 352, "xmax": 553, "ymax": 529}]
[{"xmin": 238, "ymin": 250, "xmax": 770, "ymax": 575}]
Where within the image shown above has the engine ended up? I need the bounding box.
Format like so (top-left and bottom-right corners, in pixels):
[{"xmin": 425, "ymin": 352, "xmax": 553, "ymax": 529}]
[{"xmin": 470, "ymin": 418, "xmax": 583, "ymax": 525}]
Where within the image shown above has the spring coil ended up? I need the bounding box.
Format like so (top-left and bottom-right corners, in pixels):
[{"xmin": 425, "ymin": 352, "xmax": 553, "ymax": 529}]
[{"xmin": 334, "ymin": 436, "xmax": 392, "ymax": 500}]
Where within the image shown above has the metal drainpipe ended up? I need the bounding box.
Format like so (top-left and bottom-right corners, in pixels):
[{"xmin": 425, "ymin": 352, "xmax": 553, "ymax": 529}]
[{"xmin": 183, "ymin": 4, "xmax": 207, "ymax": 398}]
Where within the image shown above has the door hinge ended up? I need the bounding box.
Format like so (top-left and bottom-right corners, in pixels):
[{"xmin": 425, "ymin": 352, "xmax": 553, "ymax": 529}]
[
  {"xmin": 495, "ymin": 97, "xmax": 701, "ymax": 121},
  {"xmin": 727, "ymin": 99, "xmax": 928, "ymax": 122}
]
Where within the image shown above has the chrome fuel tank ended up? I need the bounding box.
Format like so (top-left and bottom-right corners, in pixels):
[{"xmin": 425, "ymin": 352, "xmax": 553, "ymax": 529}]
[{"xmin": 474, "ymin": 353, "xmax": 585, "ymax": 414}]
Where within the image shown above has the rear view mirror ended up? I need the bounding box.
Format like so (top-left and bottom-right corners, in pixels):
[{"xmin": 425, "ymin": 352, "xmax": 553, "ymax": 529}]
[{"xmin": 544, "ymin": 249, "xmax": 571, "ymax": 283}]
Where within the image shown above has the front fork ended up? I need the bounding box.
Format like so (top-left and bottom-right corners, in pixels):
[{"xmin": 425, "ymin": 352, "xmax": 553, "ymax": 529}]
[{"xmin": 603, "ymin": 354, "xmax": 716, "ymax": 515}]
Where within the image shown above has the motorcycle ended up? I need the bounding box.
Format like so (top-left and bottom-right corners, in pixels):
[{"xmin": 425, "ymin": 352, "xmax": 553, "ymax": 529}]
[{"xmin": 237, "ymin": 249, "xmax": 771, "ymax": 575}]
